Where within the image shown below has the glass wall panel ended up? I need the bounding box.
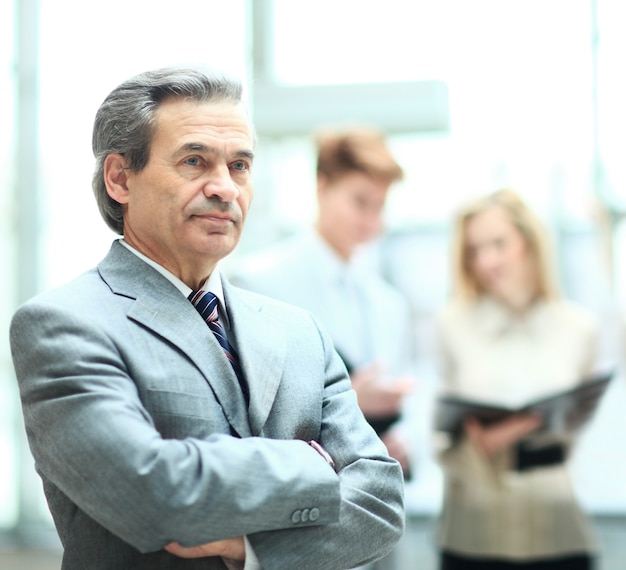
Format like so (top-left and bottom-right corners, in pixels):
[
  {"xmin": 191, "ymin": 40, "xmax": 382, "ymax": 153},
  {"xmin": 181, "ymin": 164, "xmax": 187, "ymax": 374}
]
[
  {"xmin": 270, "ymin": 0, "xmax": 597, "ymax": 225},
  {"xmin": 38, "ymin": 0, "xmax": 250, "ymax": 290},
  {"xmin": 1, "ymin": 0, "xmax": 18, "ymax": 530},
  {"xmin": 595, "ymin": 0, "xmax": 626, "ymax": 213},
  {"xmin": 7, "ymin": 0, "xmax": 250, "ymax": 532}
]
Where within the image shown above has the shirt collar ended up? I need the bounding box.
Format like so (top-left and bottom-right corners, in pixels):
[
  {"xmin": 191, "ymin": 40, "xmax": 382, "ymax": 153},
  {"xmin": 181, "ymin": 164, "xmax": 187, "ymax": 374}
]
[
  {"xmin": 309, "ymin": 230, "xmax": 375, "ymax": 286},
  {"xmin": 119, "ymin": 239, "xmax": 228, "ymax": 321},
  {"xmin": 309, "ymin": 231, "xmax": 348, "ymax": 283}
]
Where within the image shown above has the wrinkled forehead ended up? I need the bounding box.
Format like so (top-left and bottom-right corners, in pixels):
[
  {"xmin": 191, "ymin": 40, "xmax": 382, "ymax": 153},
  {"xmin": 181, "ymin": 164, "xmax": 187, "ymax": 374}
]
[{"xmin": 150, "ymin": 97, "xmax": 255, "ymax": 152}]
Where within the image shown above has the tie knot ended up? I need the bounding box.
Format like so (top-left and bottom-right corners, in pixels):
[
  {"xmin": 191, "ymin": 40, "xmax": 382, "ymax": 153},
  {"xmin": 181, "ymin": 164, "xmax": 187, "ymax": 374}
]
[{"xmin": 189, "ymin": 290, "xmax": 219, "ymax": 323}]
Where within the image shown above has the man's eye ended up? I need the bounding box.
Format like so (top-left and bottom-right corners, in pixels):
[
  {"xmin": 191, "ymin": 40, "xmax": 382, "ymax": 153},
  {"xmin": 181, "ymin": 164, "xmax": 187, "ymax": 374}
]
[
  {"xmin": 184, "ymin": 156, "xmax": 201, "ymax": 167},
  {"xmin": 231, "ymin": 160, "xmax": 248, "ymax": 171}
]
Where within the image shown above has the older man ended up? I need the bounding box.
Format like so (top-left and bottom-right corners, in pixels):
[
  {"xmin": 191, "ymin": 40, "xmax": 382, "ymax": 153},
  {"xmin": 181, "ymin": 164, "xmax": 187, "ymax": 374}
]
[{"xmin": 10, "ymin": 67, "xmax": 404, "ymax": 570}]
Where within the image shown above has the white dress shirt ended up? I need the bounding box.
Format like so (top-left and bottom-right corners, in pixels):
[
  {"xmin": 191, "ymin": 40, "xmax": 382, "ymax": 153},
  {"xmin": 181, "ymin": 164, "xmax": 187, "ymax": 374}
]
[{"xmin": 230, "ymin": 231, "xmax": 414, "ymax": 376}]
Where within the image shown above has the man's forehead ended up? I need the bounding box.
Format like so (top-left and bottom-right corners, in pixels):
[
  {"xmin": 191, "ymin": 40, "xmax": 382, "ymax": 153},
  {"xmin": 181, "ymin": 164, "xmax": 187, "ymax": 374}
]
[{"xmin": 152, "ymin": 98, "xmax": 254, "ymax": 149}]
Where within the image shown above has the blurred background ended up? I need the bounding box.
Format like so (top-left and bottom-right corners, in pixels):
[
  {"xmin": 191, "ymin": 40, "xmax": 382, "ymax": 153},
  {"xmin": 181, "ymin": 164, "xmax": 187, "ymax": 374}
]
[{"xmin": 2, "ymin": 0, "xmax": 626, "ymax": 567}]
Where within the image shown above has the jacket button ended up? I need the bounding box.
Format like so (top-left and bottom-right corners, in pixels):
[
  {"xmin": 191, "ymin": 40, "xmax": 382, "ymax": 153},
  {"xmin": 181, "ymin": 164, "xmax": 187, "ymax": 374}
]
[
  {"xmin": 309, "ymin": 508, "xmax": 320, "ymax": 521},
  {"xmin": 291, "ymin": 510, "xmax": 302, "ymax": 523},
  {"xmin": 301, "ymin": 508, "xmax": 310, "ymax": 522}
]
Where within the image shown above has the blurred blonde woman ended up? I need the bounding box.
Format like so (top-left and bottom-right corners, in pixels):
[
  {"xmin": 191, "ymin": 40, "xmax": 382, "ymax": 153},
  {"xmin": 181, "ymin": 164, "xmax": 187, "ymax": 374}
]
[{"xmin": 435, "ymin": 189, "xmax": 599, "ymax": 570}]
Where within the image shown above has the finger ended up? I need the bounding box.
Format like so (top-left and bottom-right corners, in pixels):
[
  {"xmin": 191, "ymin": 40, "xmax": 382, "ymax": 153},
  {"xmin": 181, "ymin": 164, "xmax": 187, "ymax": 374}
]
[
  {"xmin": 350, "ymin": 368, "xmax": 378, "ymax": 385},
  {"xmin": 376, "ymin": 376, "xmax": 416, "ymax": 394},
  {"xmin": 464, "ymin": 417, "xmax": 490, "ymax": 454},
  {"xmin": 165, "ymin": 542, "xmax": 192, "ymax": 557},
  {"xmin": 488, "ymin": 416, "xmax": 542, "ymax": 450},
  {"xmin": 464, "ymin": 416, "xmax": 481, "ymax": 433},
  {"xmin": 507, "ymin": 415, "xmax": 543, "ymax": 436},
  {"xmin": 392, "ymin": 379, "xmax": 417, "ymax": 394},
  {"xmin": 164, "ymin": 542, "xmax": 214, "ymax": 559},
  {"xmin": 463, "ymin": 417, "xmax": 483, "ymax": 443}
]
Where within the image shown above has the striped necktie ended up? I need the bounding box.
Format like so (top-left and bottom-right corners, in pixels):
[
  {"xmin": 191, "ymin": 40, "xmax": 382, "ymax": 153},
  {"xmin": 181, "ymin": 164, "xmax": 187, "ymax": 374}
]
[{"xmin": 188, "ymin": 290, "xmax": 248, "ymax": 403}]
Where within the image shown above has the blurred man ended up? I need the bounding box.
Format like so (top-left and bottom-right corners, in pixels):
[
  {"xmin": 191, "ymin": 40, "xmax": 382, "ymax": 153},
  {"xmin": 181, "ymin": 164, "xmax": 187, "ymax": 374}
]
[{"xmin": 231, "ymin": 128, "xmax": 417, "ymax": 569}]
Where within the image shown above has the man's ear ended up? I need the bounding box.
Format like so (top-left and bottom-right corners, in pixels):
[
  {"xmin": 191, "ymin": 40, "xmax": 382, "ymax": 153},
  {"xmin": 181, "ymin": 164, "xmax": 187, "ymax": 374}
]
[
  {"xmin": 104, "ymin": 153, "xmax": 131, "ymax": 204},
  {"xmin": 316, "ymin": 174, "xmax": 329, "ymax": 196}
]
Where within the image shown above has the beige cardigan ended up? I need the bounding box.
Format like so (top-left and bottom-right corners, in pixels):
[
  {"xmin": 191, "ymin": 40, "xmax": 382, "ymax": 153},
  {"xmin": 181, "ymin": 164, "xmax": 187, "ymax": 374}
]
[{"xmin": 435, "ymin": 296, "xmax": 599, "ymax": 560}]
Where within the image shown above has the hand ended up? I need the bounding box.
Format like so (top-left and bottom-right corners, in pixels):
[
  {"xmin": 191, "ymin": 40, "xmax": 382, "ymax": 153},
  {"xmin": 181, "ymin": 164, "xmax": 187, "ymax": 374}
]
[
  {"xmin": 464, "ymin": 414, "xmax": 542, "ymax": 457},
  {"xmin": 164, "ymin": 536, "xmax": 245, "ymax": 560},
  {"xmin": 380, "ymin": 430, "xmax": 412, "ymax": 477},
  {"xmin": 350, "ymin": 364, "xmax": 415, "ymax": 418}
]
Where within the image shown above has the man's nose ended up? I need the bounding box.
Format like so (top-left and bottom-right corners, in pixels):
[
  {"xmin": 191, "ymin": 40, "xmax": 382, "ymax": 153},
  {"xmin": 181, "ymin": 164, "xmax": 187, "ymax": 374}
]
[{"xmin": 202, "ymin": 165, "xmax": 239, "ymax": 202}]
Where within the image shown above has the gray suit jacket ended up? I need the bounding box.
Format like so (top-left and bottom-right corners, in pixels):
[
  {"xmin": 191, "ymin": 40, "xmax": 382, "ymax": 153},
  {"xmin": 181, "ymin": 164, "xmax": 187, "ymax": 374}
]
[{"xmin": 10, "ymin": 241, "xmax": 404, "ymax": 570}]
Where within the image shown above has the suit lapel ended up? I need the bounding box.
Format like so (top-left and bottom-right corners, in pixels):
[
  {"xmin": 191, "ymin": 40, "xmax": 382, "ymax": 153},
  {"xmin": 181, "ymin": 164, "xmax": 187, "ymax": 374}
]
[
  {"xmin": 98, "ymin": 242, "xmax": 252, "ymax": 438},
  {"xmin": 223, "ymin": 282, "xmax": 286, "ymax": 436}
]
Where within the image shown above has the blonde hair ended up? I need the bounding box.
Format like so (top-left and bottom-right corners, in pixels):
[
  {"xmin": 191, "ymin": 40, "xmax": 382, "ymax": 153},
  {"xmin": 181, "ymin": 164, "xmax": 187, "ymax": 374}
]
[{"xmin": 450, "ymin": 188, "xmax": 560, "ymax": 302}]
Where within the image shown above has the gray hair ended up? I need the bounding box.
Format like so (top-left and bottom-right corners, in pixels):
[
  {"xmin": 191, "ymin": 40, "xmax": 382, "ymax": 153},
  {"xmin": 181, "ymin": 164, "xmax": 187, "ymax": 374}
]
[{"xmin": 92, "ymin": 67, "xmax": 244, "ymax": 234}]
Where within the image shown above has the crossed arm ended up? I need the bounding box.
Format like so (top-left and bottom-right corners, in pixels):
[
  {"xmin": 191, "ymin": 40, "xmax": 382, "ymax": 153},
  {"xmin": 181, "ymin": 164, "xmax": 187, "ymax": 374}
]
[{"xmin": 11, "ymin": 298, "xmax": 404, "ymax": 569}]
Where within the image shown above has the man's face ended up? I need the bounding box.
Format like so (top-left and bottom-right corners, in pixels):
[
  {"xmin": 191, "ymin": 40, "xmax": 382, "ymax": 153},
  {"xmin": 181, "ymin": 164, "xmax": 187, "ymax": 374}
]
[
  {"xmin": 118, "ymin": 97, "xmax": 254, "ymax": 280},
  {"xmin": 316, "ymin": 171, "xmax": 390, "ymax": 260}
]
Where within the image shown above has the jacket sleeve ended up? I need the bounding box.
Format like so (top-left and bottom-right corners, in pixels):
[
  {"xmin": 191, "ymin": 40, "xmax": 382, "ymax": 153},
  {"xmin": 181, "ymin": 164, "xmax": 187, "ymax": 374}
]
[{"xmin": 247, "ymin": 313, "xmax": 405, "ymax": 570}]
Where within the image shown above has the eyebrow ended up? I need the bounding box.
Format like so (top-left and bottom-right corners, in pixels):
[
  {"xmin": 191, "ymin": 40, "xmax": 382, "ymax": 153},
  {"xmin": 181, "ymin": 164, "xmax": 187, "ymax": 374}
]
[{"xmin": 175, "ymin": 142, "xmax": 255, "ymax": 161}]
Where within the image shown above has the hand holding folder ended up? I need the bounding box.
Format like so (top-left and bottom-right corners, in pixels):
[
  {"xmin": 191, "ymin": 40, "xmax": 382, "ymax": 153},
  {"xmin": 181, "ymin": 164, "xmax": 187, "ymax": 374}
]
[
  {"xmin": 436, "ymin": 371, "xmax": 613, "ymax": 470},
  {"xmin": 435, "ymin": 370, "xmax": 613, "ymax": 440}
]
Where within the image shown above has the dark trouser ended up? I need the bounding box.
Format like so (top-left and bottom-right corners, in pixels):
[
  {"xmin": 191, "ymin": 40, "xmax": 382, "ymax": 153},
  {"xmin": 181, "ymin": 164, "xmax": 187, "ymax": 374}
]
[{"xmin": 440, "ymin": 551, "xmax": 594, "ymax": 570}]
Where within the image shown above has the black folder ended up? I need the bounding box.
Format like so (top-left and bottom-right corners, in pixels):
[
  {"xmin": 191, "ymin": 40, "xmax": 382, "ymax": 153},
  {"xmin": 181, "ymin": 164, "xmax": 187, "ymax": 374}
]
[{"xmin": 435, "ymin": 370, "xmax": 614, "ymax": 439}]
